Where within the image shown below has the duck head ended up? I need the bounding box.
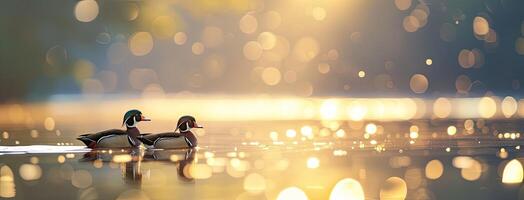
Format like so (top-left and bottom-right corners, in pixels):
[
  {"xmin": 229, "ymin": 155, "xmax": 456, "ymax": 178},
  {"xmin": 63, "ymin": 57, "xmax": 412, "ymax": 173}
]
[
  {"xmin": 122, "ymin": 109, "xmax": 151, "ymax": 128},
  {"xmin": 175, "ymin": 115, "xmax": 203, "ymax": 132}
]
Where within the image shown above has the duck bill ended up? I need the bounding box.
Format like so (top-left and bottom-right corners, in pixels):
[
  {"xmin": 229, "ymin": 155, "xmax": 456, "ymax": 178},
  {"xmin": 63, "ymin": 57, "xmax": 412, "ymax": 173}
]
[
  {"xmin": 141, "ymin": 116, "xmax": 151, "ymax": 121},
  {"xmin": 193, "ymin": 123, "xmax": 203, "ymax": 128}
]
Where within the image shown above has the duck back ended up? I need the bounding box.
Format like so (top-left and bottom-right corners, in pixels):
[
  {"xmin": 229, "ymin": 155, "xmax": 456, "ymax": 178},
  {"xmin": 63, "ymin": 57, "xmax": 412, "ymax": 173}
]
[
  {"xmin": 154, "ymin": 137, "xmax": 190, "ymax": 149},
  {"xmin": 97, "ymin": 134, "xmax": 133, "ymax": 148}
]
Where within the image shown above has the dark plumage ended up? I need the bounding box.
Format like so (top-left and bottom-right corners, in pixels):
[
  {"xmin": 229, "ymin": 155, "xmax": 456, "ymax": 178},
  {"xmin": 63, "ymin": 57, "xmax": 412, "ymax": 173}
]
[
  {"xmin": 137, "ymin": 132, "xmax": 182, "ymax": 146},
  {"xmin": 77, "ymin": 129, "xmax": 126, "ymax": 148},
  {"xmin": 138, "ymin": 115, "xmax": 202, "ymax": 149},
  {"xmin": 77, "ymin": 109, "xmax": 150, "ymax": 148}
]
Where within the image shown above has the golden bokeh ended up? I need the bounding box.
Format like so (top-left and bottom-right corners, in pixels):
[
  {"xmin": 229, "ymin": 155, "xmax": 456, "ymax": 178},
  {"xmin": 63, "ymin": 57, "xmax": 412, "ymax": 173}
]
[
  {"xmin": 365, "ymin": 123, "xmax": 377, "ymax": 134},
  {"xmin": 335, "ymin": 129, "xmax": 346, "ymax": 138},
  {"xmin": 261, "ymin": 67, "xmax": 281, "ymax": 86},
  {"xmin": 243, "ymin": 173, "xmax": 266, "ymax": 194},
  {"xmin": 478, "ymin": 97, "xmax": 497, "ymax": 118},
  {"xmin": 330, "ymin": 178, "xmax": 365, "ymax": 200},
  {"xmin": 57, "ymin": 155, "xmax": 66, "ymax": 163},
  {"xmin": 174, "ymin": 32, "xmax": 188, "ymax": 45},
  {"xmin": 300, "ymin": 125, "xmax": 313, "ymax": 138},
  {"xmin": 0, "ymin": 165, "xmax": 15, "ymax": 198},
  {"xmin": 447, "ymin": 125, "xmax": 457, "ymax": 136},
  {"xmin": 502, "ymin": 159, "xmax": 523, "ymax": 184},
  {"xmin": 277, "ymin": 187, "xmax": 308, "ymax": 200},
  {"xmin": 18, "ymin": 164, "xmax": 42, "ymax": 181},
  {"xmin": 433, "ymin": 97, "xmax": 451, "ymax": 118},
  {"xmin": 425, "ymin": 160, "xmax": 444, "ymax": 180},
  {"xmin": 191, "ymin": 42, "xmax": 205, "ymax": 55},
  {"xmin": 293, "ymin": 37, "xmax": 319, "ymax": 63},
  {"xmin": 458, "ymin": 49, "xmax": 475, "ymax": 69},
  {"xmin": 380, "ymin": 177, "xmax": 407, "ymax": 200},
  {"xmin": 129, "ymin": 32, "xmax": 154, "ymax": 56},
  {"xmin": 403, "ymin": 16, "xmax": 420, "ymax": 32},
  {"xmin": 318, "ymin": 63, "xmax": 330, "ymax": 74},
  {"xmin": 243, "ymin": 41, "xmax": 263, "ymax": 61},
  {"xmin": 188, "ymin": 164, "xmax": 213, "ymax": 179},
  {"xmin": 394, "ymin": 0, "xmax": 412, "ymax": 11},
  {"xmin": 74, "ymin": 0, "xmax": 99, "ymax": 22},
  {"xmin": 461, "ymin": 159, "xmax": 482, "ymax": 181},
  {"xmin": 473, "ymin": 16, "xmax": 489, "ymax": 36},
  {"xmin": 112, "ymin": 154, "xmax": 132, "ymax": 163},
  {"xmin": 257, "ymin": 32, "xmax": 277, "ymax": 50},
  {"xmin": 306, "ymin": 157, "xmax": 320, "ymax": 169},
  {"xmin": 286, "ymin": 129, "xmax": 297, "ymax": 138},
  {"xmin": 409, "ymin": 74, "xmax": 428, "ymax": 94},
  {"xmin": 239, "ymin": 14, "xmax": 258, "ymax": 34},
  {"xmin": 44, "ymin": 117, "xmax": 55, "ymax": 131},
  {"xmin": 501, "ymin": 96, "xmax": 517, "ymax": 118},
  {"xmin": 425, "ymin": 58, "xmax": 432, "ymax": 66},
  {"xmin": 358, "ymin": 70, "xmax": 366, "ymax": 78}
]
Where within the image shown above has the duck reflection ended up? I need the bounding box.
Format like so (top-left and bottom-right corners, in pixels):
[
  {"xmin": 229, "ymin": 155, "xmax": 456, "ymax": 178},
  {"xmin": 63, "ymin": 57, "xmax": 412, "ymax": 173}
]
[
  {"xmin": 80, "ymin": 148, "xmax": 196, "ymax": 186},
  {"xmin": 80, "ymin": 148, "xmax": 144, "ymax": 186},
  {"xmin": 143, "ymin": 148, "xmax": 196, "ymax": 182}
]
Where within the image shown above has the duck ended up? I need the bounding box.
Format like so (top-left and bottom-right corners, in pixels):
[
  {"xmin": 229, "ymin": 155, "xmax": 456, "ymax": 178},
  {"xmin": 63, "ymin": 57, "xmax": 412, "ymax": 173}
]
[
  {"xmin": 77, "ymin": 109, "xmax": 151, "ymax": 148},
  {"xmin": 138, "ymin": 115, "xmax": 202, "ymax": 149}
]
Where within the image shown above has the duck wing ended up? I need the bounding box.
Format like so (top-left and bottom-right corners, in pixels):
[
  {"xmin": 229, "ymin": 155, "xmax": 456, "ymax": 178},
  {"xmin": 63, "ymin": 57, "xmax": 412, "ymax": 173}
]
[
  {"xmin": 137, "ymin": 132, "xmax": 181, "ymax": 145},
  {"xmin": 77, "ymin": 129, "xmax": 126, "ymax": 144}
]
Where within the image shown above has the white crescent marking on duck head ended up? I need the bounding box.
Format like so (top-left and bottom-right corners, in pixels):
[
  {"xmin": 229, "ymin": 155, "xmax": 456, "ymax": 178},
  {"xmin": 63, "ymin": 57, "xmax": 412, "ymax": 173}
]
[{"xmin": 126, "ymin": 117, "xmax": 137, "ymax": 128}]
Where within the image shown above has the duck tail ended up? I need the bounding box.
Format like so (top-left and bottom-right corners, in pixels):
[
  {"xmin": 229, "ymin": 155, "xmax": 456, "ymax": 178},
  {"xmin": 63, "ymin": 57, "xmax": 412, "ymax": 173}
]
[{"xmin": 77, "ymin": 136, "xmax": 96, "ymax": 148}]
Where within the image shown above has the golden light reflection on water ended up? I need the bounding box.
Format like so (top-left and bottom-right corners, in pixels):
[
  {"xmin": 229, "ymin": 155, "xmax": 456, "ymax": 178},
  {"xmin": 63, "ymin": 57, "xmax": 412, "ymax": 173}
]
[
  {"xmin": 461, "ymin": 159, "xmax": 482, "ymax": 181},
  {"xmin": 330, "ymin": 178, "xmax": 365, "ymax": 200},
  {"xmin": 243, "ymin": 173, "xmax": 266, "ymax": 194},
  {"xmin": 306, "ymin": 157, "xmax": 320, "ymax": 169},
  {"xmin": 502, "ymin": 159, "xmax": 523, "ymax": 184},
  {"xmin": 380, "ymin": 177, "xmax": 407, "ymax": 200},
  {"xmin": 425, "ymin": 160, "xmax": 443, "ymax": 180},
  {"xmin": 277, "ymin": 187, "xmax": 308, "ymax": 200},
  {"xmin": 0, "ymin": 165, "xmax": 15, "ymax": 198},
  {"xmin": 0, "ymin": 95, "xmax": 520, "ymax": 127},
  {"xmin": 187, "ymin": 164, "xmax": 212, "ymax": 179},
  {"xmin": 113, "ymin": 154, "xmax": 133, "ymax": 163},
  {"xmin": 18, "ymin": 164, "xmax": 42, "ymax": 181}
]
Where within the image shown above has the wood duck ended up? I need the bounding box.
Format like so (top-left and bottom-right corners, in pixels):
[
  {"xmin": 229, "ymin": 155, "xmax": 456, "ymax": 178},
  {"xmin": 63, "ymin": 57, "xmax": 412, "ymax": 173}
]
[
  {"xmin": 77, "ymin": 109, "xmax": 151, "ymax": 148},
  {"xmin": 138, "ymin": 115, "xmax": 202, "ymax": 149}
]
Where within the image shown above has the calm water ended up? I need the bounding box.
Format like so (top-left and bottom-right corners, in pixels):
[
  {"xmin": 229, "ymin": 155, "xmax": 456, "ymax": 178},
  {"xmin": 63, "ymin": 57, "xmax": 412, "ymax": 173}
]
[{"xmin": 1, "ymin": 120, "xmax": 524, "ymax": 200}]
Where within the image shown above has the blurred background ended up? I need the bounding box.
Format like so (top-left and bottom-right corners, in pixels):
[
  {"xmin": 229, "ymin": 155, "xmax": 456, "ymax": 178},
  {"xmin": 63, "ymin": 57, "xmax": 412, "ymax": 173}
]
[
  {"xmin": 1, "ymin": 0, "xmax": 524, "ymax": 126},
  {"xmin": 3, "ymin": 1, "xmax": 524, "ymax": 199},
  {"xmin": 2, "ymin": 0, "xmax": 524, "ymax": 101}
]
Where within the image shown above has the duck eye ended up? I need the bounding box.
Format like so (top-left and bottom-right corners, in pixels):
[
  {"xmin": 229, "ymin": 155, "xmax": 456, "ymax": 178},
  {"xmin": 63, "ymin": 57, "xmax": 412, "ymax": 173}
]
[{"xmin": 134, "ymin": 115, "xmax": 140, "ymax": 121}]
